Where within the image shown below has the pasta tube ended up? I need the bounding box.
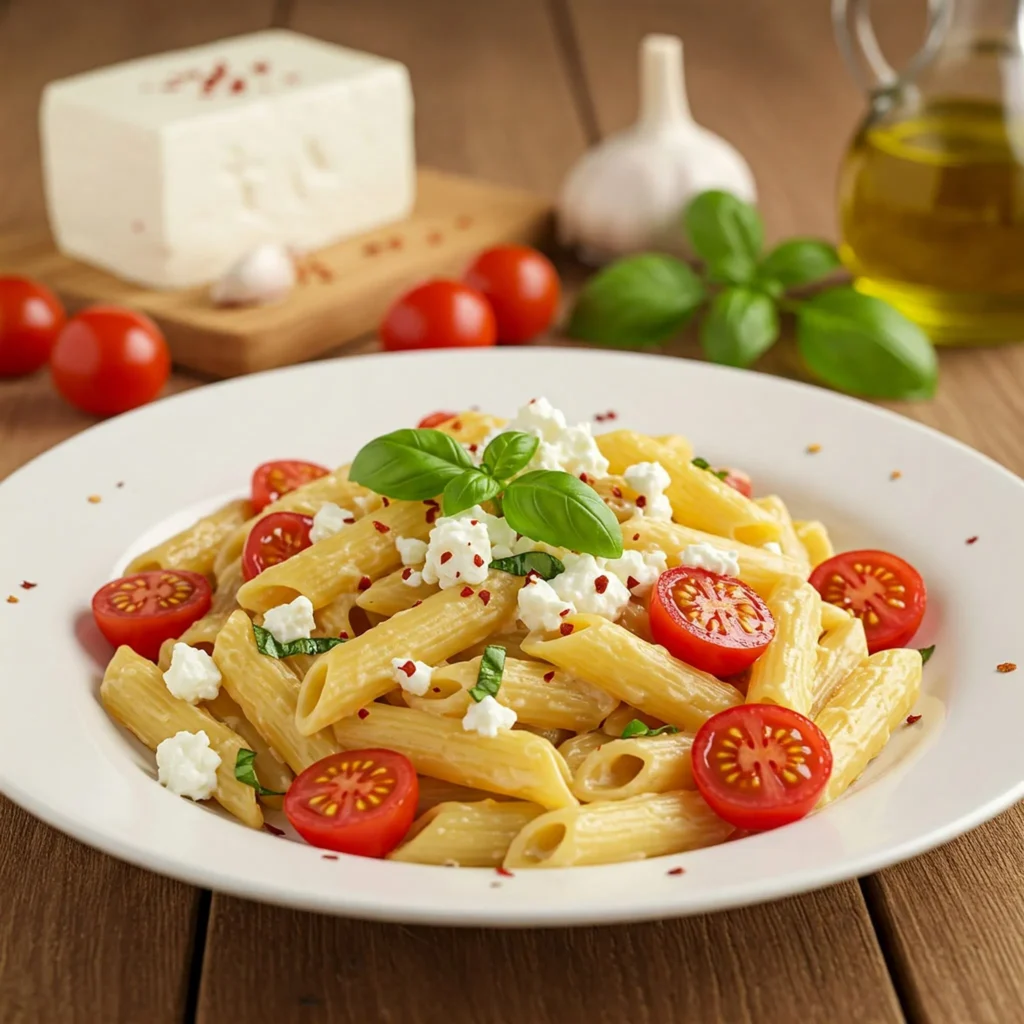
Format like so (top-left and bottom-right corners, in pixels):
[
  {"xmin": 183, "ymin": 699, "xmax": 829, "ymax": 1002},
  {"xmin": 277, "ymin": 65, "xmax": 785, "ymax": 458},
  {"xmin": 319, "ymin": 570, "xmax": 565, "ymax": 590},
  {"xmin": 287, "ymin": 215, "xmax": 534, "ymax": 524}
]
[
  {"xmin": 357, "ymin": 567, "xmax": 438, "ymax": 617},
  {"xmin": 794, "ymin": 519, "xmax": 834, "ymax": 569},
  {"xmin": 755, "ymin": 495, "xmax": 811, "ymax": 576},
  {"xmin": 557, "ymin": 731, "xmax": 607, "ymax": 773},
  {"xmin": 204, "ymin": 691, "xmax": 294, "ymax": 798},
  {"xmin": 416, "ymin": 777, "xmax": 511, "ymax": 815},
  {"xmin": 601, "ymin": 704, "xmax": 663, "ymax": 737},
  {"xmin": 809, "ymin": 614, "xmax": 868, "ymax": 718},
  {"xmin": 572, "ymin": 732, "xmax": 695, "ymax": 802}
]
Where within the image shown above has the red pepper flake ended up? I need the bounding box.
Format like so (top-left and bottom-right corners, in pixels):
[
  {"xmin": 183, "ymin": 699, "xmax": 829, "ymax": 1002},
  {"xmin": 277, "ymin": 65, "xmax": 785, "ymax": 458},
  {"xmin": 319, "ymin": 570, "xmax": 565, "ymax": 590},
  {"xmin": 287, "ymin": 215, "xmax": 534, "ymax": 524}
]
[
  {"xmin": 468, "ymin": 444, "xmax": 479, "ymax": 454},
  {"xmin": 431, "ymin": 686, "xmax": 441, "ymax": 693},
  {"xmin": 997, "ymin": 662, "xmax": 1017, "ymax": 673},
  {"xmin": 401, "ymin": 567, "xmax": 413, "ymax": 581},
  {"xmin": 338, "ymin": 631, "xmax": 349, "ymax": 640},
  {"xmin": 612, "ymin": 486, "xmax": 623, "ymax": 499},
  {"xmin": 495, "ymin": 865, "xmax": 514, "ymax": 877},
  {"xmin": 667, "ymin": 866, "xmax": 685, "ymax": 876},
  {"xmin": 456, "ymin": 215, "xmax": 474, "ymax": 230},
  {"xmin": 116, "ymin": 481, "xmax": 125, "ymax": 489},
  {"xmin": 372, "ymin": 520, "xmax": 390, "ymax": 534},
  {"xmin": 262, "ymin": 822, "xmax": 286, "ymax": 837},
  {"xmin": 560, "ymin": 623, "xmax": 575, "ymax": 636},
  {"xmin": 387, "ymin": 236, "xmax": 403, "ymax": 250},
  {"xmin": 357, "ymin": 708, "xmax": 370, "ymax": 720},
  {"xmin": 398, "ymin": 660, "xmax": 416, "ymax": 678},
  {"xmin": 381, "ymin": 496, "xmax": 391, "ymax": 507},
  {"xmin": 230, "ymin": 78, "xmax": 246, "ymax": 94},
  {"xmin": 890, "ymin": 470, "xmax": 902, "ymax": 481},
  {"xmin": 460, "ymin": 586, "xmax": 474, "ymax": 598},
  {"xmin": 310, "ymin": 259, "xmax": 334, "ymax": 282},
  {"xmin": 427, "ymin": 231, "xmax": 443, "ymax": 246},
  {"xmin": 606, "ymin": 410, "xmax": 618, "ymax": 420},
  {"xmin": 413, "ymin": 600, "xmax": 423, "ymax": 607},
  {"xmin": 478, "ymin": 590, "xmax": 491, "ymax": 606},
  {"xmin": 559, "ymin": 608, "xmax": 570, "ymax": 617},
  {"xmin": 440, "ymin": 551, "xmax": 453, "ymax": 565},
  {"xmin": 321, "ymin": 853, "xmax": 339, "ymax": 860},
  {"xmin": 451, "ymin": 419, "xmax": 463, "ymax": 431},
  {"xmin": 626, "ymin": 575, "xmax": 640, "ymax": 591},
  {"xmin": 966, "ymin": 535, "xmax": 979, "ymax": 545},
  {"xmin": 358, "ymin": 576, "xmax": 372, "ymax": 591},
  {"xmin": 632, "ymin": 533, "xmax": 640, "ymax": 541},
  {"xmin": 343, "ymin": 516, "xmax": 356, "ymax": 525},
  {"xmin": 525, "ymin": 570, "xmax": 541, "ymax": 583},
  {"xmin": 426, "ymin": 507, "xmax": 439, "ymax": 524},
  {"xmin": 635, "ymin": 495, "xmax": 647, "ymax": 509},
  {"xmin": 20, "ymin": 581, "xmax": 37, "ymax": 590},
  {"xmin": 87, "ymin": 495, "xmax": 102, "ymax": 504},
  {"xmin": 579, "ymin": 473, "xmax": 589, "ymax": 484},
  {"xmin": 201, "ymin": 62, "xmax": 228, "ymax": 96},
  {"xmin": 6, "ymin": 595, "xmax": 18, "ymax": 604},
  {"xmin": 594, "ymin": 574, "xmax": 609, "ymax": 594},
  {"xmin": 469, "ymin": 520, "xmax": 479, "ymax": 526},
  {"xmin": 905, "ymin": 714, "xmax": 922, "ymax": 725},
  {"xmin": 543, "ymin": 671, "xmax": 555, "ymax": 683},
  {"xmin": 473, "ymin": 554, "xmax": 484, "ymax": 567},
  {"xmin": 363, "ymin": 241, "xmax": 382, "ymax": 257},
  {"xmin": 253, "ymin": 60, "xmax": 270, "ymax": 74}
]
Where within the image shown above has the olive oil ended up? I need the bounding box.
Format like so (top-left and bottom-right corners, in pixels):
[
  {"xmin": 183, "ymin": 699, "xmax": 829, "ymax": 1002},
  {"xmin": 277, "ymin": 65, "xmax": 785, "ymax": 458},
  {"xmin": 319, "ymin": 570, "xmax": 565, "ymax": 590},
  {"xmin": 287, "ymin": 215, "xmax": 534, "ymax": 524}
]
[{"xmin": 839, "ymin": 99, "xmax": 1024, "ymax": 344}]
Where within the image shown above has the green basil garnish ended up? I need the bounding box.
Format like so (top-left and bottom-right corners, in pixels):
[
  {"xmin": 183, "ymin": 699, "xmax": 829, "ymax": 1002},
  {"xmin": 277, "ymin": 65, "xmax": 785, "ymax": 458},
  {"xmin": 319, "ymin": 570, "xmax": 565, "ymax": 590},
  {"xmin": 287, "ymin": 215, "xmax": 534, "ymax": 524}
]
[
  {"xmin": 691, "ymin": 457, "xmax": 728, "ymax": 481},
  {"xmin": 481, "ymin": 431, "xmax": 539, "ymax": 480},
  {"xmin": 489, "ymin": 552, "xmax": 565, "ymax": 580},
  {"xmin": 621, "ymin": 720, "xmax": 679, "ymax": 739},
  {"xmin": 919, "ymin": 644, "xmax": 935, "ymax": 665},
  {"xmin": 469, "ymin": 645, "xmax": 506, "ymax": 703},
  {"xmin": 234, "ymin": 749, "xmax": 285, "ymax": 796},
  {"xmin": 253, "ymin": 623, "xmax": 345, "ymax": 659},
  {"xmin": 442, "ymin": 469, "xmax": 503, "ymax": 517},
  {"xmin": 350, "ymin": 428, "xmax": 473, "ymax": 500}
]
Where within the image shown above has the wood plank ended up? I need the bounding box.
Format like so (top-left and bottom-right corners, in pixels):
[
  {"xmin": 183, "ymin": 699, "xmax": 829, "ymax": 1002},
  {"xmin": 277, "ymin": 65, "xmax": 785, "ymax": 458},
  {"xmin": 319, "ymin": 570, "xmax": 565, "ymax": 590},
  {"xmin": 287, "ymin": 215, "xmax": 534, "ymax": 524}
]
[{"xmin": 198, "ymin": 884, "xmax": 901, "ymax": 1024}]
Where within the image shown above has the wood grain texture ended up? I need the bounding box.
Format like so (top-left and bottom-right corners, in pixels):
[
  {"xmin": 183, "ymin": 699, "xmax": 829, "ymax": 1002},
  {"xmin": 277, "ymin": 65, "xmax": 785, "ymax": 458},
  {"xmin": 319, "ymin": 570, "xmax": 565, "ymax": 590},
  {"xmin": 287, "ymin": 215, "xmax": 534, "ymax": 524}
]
[{"xmin": 198, "ymin": 884, "xmax": 902, "ymax": 1024}]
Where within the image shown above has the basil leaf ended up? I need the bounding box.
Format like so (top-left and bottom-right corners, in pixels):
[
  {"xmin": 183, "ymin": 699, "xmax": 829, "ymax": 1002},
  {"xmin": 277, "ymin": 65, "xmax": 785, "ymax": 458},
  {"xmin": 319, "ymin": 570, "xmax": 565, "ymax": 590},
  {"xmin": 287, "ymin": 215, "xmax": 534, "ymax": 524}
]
[
  {"xmin": 503, "ymin": 470, "xmax": 623, "ymax": 559},
  {"xmin": 684, "ymin": 191, "xmax": 764, "ymax": 285},
  {"xmin": 691, "ymin": 457, "xmax": 728, "ymax": 480},
  {"xmin": 621, "ymin": 719, "xmax": 679, "ymax": 739},
  {"xmin": 489, "ymin": 551, "xmax": 565, "ymax": 580},
  {"xmin": 469, "ymin": 644, "xmax": 506, "ymax": 702},
  {"xmin": 482, "ymin": 431, "xmax": 539, "ymax": 480},
  {"xmin": 565, "ymin": 254, "xmax": 706, "ymax": 347},
  {"xmin": 700, "ymin": 287, "xmax": 779, "ymax": 368},
  {"xmin": 253, "ymin": 623, "xmax": 345, "ymax": 659},
  {"xmin": 758, "ymin": 239, "xmax": 840, "ymax": 290},
  {"xmin": 795, "ymin": 288, "xmax": 938, "ymax": 400},
  {"xmin": 350, "ymin": 428, "xmax": 474, "ymax": 500},
  {"xmin": 234, "ymin": 749, "xmax": 285, "ymax": 796},
  {"xmin": 919, "ymin": 644, "xmax": 935, "ymax": 665},
  {"xmin": 442, "ymin": 469, "xmax": 503, "ymax": 517}
]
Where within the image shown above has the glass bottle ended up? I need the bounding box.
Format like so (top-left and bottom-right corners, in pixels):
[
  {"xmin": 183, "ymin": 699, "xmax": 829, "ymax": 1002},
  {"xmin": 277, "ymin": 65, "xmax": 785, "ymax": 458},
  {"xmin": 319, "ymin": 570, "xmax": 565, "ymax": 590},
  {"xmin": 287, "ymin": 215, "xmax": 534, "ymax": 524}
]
[{"xmin": 835, "ymin": 0, "xmax": 1024, "ymax": 344}]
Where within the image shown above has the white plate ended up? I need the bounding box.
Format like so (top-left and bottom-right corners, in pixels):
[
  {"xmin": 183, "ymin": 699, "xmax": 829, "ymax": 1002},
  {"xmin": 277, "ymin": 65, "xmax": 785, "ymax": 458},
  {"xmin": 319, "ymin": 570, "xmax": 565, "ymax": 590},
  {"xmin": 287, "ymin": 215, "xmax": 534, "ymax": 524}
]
[{"xmin": 0, "ymin": 348, "xmax": 1021, "ymax": 927}]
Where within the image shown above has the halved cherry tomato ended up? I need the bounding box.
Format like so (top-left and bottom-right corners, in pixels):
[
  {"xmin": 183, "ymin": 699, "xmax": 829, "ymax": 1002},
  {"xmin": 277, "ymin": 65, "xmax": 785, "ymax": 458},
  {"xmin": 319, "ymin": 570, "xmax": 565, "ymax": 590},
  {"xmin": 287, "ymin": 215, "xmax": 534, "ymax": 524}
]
[
  {"xmin": 242, "ymin": 511, "xmax": 314, "ymax": 581},
  {"xmin": 50, "ymin": 305, "xmax": 170, "ymax": 416},
  {"xmin": 251, "ymin": 459, "xmax": 329, "ymax": 514},
  {"xmin": 720, "ymin": 467, "xmax": 752, "ymax": 499},
  {"xmin": 380, "ymin": 280, "xmax": 496, "ymax": 351},
  {"xmin": 692, "ymin": 704, "xmax": 833, "ymax": 831},
  {"xmin": 649, "ymin": 566, "xmax": 775, "ymax": 677},
  {"xmin": 0, "ymin": 276, "xmax": 66, "ymax": 377},
  {"xmin": 284, "ymin": 749, "xmax": 418, "ymax": 857},
  {"xmin": 417, "ymin": 410, "xmax": 458, "ymax": 429},
  {"xmin": 464, "ymin": 245, "xmax": 560, "ymax": 344},
  {"xmin": 92, "ymin": 570, "xmax": 212, "ymax": 661},
  {"xmin": 810, "ymin": 549, "xmax": 926, "ymax": 654}
]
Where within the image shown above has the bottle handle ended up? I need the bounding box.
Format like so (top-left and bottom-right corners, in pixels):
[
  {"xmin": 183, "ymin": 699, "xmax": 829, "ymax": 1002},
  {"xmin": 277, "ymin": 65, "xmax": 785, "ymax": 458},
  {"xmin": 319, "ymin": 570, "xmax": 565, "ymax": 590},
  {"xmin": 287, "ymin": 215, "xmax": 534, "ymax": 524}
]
[{"xmin": 832, "ymin": 0, "xmax": 950, "ymax": 92}]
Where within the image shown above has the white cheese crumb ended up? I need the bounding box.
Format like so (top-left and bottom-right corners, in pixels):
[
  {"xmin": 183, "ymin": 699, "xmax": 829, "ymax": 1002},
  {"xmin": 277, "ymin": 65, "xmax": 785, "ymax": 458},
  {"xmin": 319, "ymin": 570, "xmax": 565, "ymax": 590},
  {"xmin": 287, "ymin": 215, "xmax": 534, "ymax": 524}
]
[
  {"xmin": 623, "ymin": 462, "xmax": 673, "ymax": 520},
  {"xmin": 390, "ymin": 657, "xmax": 433, "ymax": 696},
  {"xmin": 680, "ymin": 541, "xmax": 741, "ymax": 577},
  {"xmin": 462, "ymin": 695, "xmax": 517, "ymax": 737},
  {"xmin": 156, "ymin": 730, "xmax": 221, "ymax": 801},
  {"xmin": 501, "ymin": 397, "xmax": 609, "ymax": 478},
  {"xmin": 162, "ymin": 643, "xmax": 222, "ymax": 705},
  {"xmin": 762, "ymin": 541, "xmax": 783, "ymax": 556},
  {"xmin": 309, "ymin": 502, "xmax": 355, "ymax": 544},
  {"xmin": 262, "ymin": 595, "xmax": 317, "ymax": 644},
  {"xmin": 452, "ymin": 506, "xmax": 517, "ymax": 560},
  {"xmin": 396, "ymin": 535, "xmax": 428, "ymax": 566},
  {"xmin": 421, "ymin": 516, "xmax": 491, "ymax": 589},
  {"xmin": 550, "ymin": 553, "xmax": 631, "ymax": 620},
  {"xmin": 400, "ymin": 568, "xmax": 424, "ymax": 588},
  {"xmin": 604, "ymin": 549, "xmax": 668, "ymax": 597},
  {"xmin": 517, "ymin": 576, "xmax": 575, "ymax": 632}
]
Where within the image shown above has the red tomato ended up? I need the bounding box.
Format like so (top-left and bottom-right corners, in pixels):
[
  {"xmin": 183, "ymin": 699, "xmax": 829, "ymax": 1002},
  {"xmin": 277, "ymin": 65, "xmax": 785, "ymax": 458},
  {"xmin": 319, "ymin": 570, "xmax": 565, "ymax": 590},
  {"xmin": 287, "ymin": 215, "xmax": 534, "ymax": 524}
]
[
  {"xmin": 692, "ymin": 704, "xmax": 833, "ymax": 831},
  {"xmin": 50, "ymin": 305, "xmax": 170, "ymax": 417},
  {"xmin": 380, "ymin": 280, "xmax": 496, "ymax": 351},
  {"xmin": 92, "ymin": 570, "xmax": 212, "ymax": 661},
  {"xmin": 464, "ymin": 245, "xmax": 560, "ymax": 344},
  {"xmin": 0, "ymin": 276, "xmax": 66, "ymax": 377},
  {"xmin": 810, "ymin": 549, "xmax": 926, "ymax": 653},
  {"xmin": 251, "ymin": 460, "xmax": 330, "ymax": 514},
  {"xmin": 242, "ymin": 511, "xmax": 314, "ymax": 581},
  {"xmin": 720, "ymin": 467, "xmax": 753, "ymax": 499},
  {"xmin": 285, "ymin": 749, "xmax": 418, "ymax": 857},
  {"xmin": 649, "ymin": 566, "xmax": 775, "ymax": 677},
  {"xmin": 417, "ymin": 410, "xmax": 458, "ymax": 429}
]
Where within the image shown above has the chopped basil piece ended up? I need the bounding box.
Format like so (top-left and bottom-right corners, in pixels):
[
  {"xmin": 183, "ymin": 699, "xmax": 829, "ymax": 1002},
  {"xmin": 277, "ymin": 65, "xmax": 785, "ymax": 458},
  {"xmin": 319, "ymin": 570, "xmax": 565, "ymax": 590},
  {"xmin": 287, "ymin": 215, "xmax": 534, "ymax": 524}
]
[
  {"xmin": 469, "ymin": 644, "xmax": 506, "ymax": 703},
  {"xmin": 691, "ymin": 456, "xmax": 728, "ymax": 480},
  {"xmin": 489, "ymin": 551, "xmax": 565, "ymax": 580},
  {"xmin": 919, "ymin": 644, "xmax": 935, "ymax": 665},
  {"xmin": 253, "ymin": 623, "xmax": 345, "ymax": 659},
  {"xmin": 235, "ymin": 749, "xmax": 285, "ymax": 796},
  {"xmin": 621, "ymin": 719, "xmax": 679, "ymax": 739}
]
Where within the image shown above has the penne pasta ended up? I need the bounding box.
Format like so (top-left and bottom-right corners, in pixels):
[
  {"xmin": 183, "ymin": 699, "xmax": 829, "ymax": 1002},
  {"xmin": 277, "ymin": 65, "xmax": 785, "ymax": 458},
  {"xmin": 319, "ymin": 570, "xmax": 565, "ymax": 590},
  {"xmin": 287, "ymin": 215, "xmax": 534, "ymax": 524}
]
[
  {"xmin": 504, "ymin": 790, "xmax": 733, "ymax": 868},
  {"xmin": 654, "ymin": 434, "xmax": 695, "ymax": 462},
  {"xmin": 523, "ymin": 614, "xmax": 743, "ymax": 732},
  {"xmin": 755, "ymin": 494, "xmax": 811, "ymax": 576},
  {"xmin": 415, "ymin": 776, "xmax": 511, "ymax": 815},
  {"xmin": 809, "ymin": 614, "xmax": 869, "ymax": 718},
  {"xmin": 746, "ymin": 580, "xmax": 822, "ymax": 714},
  {"xmin": 820, "ymin": 600, "xmax": 852, "ymax": 633},
  {"xmin": 572, "ymin": 732, "xmax": 695, "ymax": 802},
  {"xmin": 794, "ymin": 519, "xmax": 835, "ymax": 569},
  {"xmin": 601, "ymin": 703, "xmax": 663, "ymax": 737},
  {"xmin": 389, "ymin": 799, "xmax": 543, "ymax": 866},
  {"xmin": 558, "ymin": 731, "xmax": 608, "ymax": 773},
  {"xmin": 815, "ymin": 648, "xmax": 922, "ymax": 806},
  {"xmin": 99, "ymin": 646, "xmax": 262, "ymax": 828},
  {"xmin": 333, "ymin": 703, "xmax": 577, "ymax": 809},
  {"xmin": 430, "ymin": 410, "xmax": 506, "ymax": 444},
  {"xmin": 357, "ymin": 566, "xmax": 439, "ymax": 617}
]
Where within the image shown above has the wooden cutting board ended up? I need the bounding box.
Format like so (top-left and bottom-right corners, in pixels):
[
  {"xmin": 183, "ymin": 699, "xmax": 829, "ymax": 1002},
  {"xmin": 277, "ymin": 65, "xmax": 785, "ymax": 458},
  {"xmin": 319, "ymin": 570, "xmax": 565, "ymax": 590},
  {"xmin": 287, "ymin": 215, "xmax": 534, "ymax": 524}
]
[{"xmin": 0, "ymin": 169, "xmax": 552, "ymax": 378}]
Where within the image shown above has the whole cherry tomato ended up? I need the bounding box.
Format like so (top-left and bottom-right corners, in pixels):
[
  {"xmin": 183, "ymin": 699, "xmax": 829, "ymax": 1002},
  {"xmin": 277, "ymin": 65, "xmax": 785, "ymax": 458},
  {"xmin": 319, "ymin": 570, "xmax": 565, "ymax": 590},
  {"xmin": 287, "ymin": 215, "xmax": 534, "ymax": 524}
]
[
  {"xmin": 0, "ymin": 276, "xmax": 66, "ymax": 377},
  {"xmin": 380, "ymin": 280, "xmax": 496, "ymax": 351},
  {"xmin": 50, "ymin": 306, "xmax": 170, "ymax": 417},
  {"xmin": 464, "ymin": 245, "xmax": 560, "ymax": 344}
]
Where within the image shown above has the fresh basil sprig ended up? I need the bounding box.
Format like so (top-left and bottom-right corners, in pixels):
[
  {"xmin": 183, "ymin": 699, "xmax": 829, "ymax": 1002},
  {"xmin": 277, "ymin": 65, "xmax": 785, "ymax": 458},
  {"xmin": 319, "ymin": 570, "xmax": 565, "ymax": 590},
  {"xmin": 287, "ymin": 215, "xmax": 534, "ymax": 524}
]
[
  {"xmin": 565, "ymin": 189, "xmax": 938, "ymax": 401},
  {"xmin": 349, "ymin": 429, "xmax": 473, "ymax": 500},
  {"xmin": 691, "ymin": 457, "xmax": 728, "ymax": 481},
  {"xmin": 252, "ymin": 624, "xmax": 345, "ymax": 659},
  {"xmin": 234, "ymin": 749, "xmax": 285, "ymax": 796},
  {"xmin": 481, "ymin": 431, "xmax": 538, "ymax": 479},
  {"xmin": 469, "ymin": 645, "xmax": 506, "ymax": 702},
  {"xmin": 919, "ymin": 644, "xmax": 935, "ymax": 665},
  {"xmin": 442, "ymin": 469, "xmax": 503, "ymax": 517},
  {"xmin": 489, "ymin": 552, "xmax": 565, "ymax": 580},
  {"xmin": 621, "ymin": 720, "xmax": 679, "ymax": 739}
]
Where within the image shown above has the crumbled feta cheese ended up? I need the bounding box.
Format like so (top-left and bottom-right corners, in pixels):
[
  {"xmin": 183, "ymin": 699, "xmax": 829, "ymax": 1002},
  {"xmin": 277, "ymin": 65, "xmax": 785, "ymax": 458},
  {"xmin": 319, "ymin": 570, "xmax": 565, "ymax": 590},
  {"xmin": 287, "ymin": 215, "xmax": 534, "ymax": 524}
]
[
  {"xmin": 353, "ymin": 493, "xmax": 377, "ymax": 514},
  {"xmin": 262, "ymin": 595, "xmax": 317, "ymax": 644},
  {"xmin": 396, "ymin": 535, "xmax": 428, "ymax": 565},
  {"xmin": 550, "ymin": 553, "xmax": 631, "ymax": 620},
  {"xmin": 156, "ymin": 730, "xmax": 221, "ymax": 801},
  {"xmin": 762, "ymin": 541, "xmax": 783, "ymax": 556},
  {"xmin": 401, "ymin": 568, "xmax": 424, "ymax": 587},
  {"xmin": 451, "ymin": 505, "xmax": 517, "ymax": 559},
  {"xmin": 623, "ymin": 462, "xmax": 673, "ymax": 520},
  {"xmin": 462, "ymin": 695, "xmax": 517, "ymax": 737},
  {"xmin": 605, "ymin": 549, "xmax": 668, "ymax": 596},
  {"xmin": 680, "ymin": 541, "xmax": 741, "ymax": 577},
  {"xmin": 504, "ymin": 396, "xmax": 567, "ymax": 441},
  {"xmin": 421, "ymin": 516, "xmax": 491, "ymax": 589},
  {"xmin": 309, "ymin": 502, "xmax": 355, "ymax": 544},
  {"xmin": 391, "ymin": 657, "xmax": 433, "ymax": 696},
  {"xmin": 500, "ymin": 398, "xmax": 609, "ymax": 479},
  {"xmin": 162, "ymin": 643, "xmax": 222, "ymax": 704},
  {"xmin": 517, "ymin": 576, "xmax": 575, "ymax": 632}
]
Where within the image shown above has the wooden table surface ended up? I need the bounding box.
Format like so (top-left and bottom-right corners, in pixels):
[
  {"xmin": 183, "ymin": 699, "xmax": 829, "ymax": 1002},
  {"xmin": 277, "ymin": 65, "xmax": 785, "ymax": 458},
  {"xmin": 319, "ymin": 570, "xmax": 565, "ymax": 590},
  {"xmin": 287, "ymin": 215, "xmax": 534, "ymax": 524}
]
[{"xmin": 2, "ymin": 2, "xmax": 1023, "ymax": 1022}]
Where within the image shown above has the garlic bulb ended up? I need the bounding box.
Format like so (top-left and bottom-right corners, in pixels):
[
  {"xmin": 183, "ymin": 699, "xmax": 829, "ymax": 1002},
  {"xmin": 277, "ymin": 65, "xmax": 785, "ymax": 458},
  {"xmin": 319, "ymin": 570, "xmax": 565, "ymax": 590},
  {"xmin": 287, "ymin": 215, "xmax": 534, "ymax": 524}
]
[
  {"xmin": 558, "ymin": 35, "xmax": 756, "ymax": 263},
  {"xmin": 210, "ymin": 243, "xmax": 297, "ymax": 307}
]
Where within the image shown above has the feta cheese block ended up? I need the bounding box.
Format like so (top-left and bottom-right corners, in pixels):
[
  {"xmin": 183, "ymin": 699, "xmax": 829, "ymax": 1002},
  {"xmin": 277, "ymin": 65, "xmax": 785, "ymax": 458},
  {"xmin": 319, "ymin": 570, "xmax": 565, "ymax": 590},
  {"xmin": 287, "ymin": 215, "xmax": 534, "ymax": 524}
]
[{"xmin": 41, "ymin": 30, "xmax": 416, "ymax": 289}]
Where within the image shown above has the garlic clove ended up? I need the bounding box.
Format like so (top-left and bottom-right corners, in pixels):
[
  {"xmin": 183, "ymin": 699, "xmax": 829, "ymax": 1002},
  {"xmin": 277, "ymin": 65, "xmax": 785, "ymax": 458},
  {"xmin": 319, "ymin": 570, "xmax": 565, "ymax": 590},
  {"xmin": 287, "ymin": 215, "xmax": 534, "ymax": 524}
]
[
  {"xmin": 558, "ymin": 34, "xmax": 756, "ymax": 263},
  {"xmin": 210, "ymin": 243, "xmax": 297, "ymax": 307}
]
